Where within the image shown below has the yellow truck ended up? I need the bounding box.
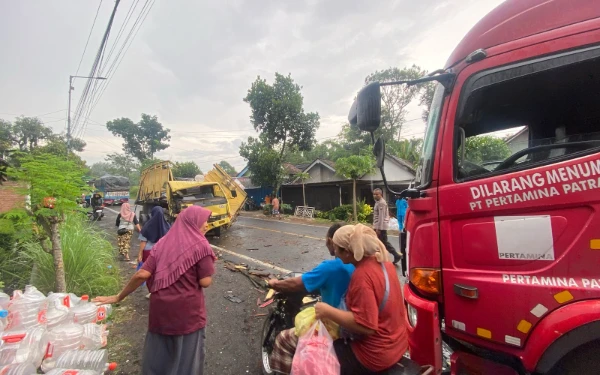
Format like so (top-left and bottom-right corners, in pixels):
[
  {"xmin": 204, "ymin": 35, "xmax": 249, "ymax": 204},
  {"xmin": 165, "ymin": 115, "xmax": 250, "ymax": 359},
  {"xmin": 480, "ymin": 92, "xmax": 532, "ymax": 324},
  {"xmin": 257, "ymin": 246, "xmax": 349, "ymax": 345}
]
[{"xmin": 136, "ymin": 161, "xmax": 246, "ymax": 236}]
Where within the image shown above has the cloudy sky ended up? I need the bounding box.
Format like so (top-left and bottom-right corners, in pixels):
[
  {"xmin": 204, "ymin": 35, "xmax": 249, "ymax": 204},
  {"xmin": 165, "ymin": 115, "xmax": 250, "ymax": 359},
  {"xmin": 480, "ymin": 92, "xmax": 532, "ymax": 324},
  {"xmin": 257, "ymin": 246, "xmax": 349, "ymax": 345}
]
[{"xmin": 0, "ymin": 0, "xmax": 504, "ymax": 173}]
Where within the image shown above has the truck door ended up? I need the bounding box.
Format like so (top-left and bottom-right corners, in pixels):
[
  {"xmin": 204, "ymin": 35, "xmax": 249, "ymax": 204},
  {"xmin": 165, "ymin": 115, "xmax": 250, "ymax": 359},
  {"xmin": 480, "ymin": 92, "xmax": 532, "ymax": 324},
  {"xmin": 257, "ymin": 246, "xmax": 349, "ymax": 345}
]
[{"xmin": 437, "ymin": 46, "xmax": 600, "ymax": 352}]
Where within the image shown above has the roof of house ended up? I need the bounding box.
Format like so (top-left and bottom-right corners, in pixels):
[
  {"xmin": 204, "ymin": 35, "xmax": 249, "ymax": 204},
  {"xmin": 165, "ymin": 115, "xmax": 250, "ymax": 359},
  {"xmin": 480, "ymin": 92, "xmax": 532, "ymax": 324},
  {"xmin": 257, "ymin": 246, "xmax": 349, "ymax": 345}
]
[
  {"xmin": 505, "ymin": 126, "xmax": 528, "ymax": 144},
  {"xmin": 386, "ymin": 154, "xmax": 415, "ymax": 173},
  {"xmin": 283, "ymin": 163, "xmax": 302, "ymax": 174}
]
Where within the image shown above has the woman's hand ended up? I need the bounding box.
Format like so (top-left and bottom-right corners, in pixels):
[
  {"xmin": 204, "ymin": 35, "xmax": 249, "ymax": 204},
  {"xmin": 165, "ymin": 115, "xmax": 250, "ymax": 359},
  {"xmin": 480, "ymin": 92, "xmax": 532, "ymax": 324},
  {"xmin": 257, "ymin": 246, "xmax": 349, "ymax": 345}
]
[
  {"xmin": 315, "ymin": 302, "xmax": 332, "ymax": 321},
  {"xmin": 92, "ymin": 295, "xmax": 120, "ymax": 305},
  {"xmin": 137, "ymin": 252, "xmax": 143, "ymax": 263}
]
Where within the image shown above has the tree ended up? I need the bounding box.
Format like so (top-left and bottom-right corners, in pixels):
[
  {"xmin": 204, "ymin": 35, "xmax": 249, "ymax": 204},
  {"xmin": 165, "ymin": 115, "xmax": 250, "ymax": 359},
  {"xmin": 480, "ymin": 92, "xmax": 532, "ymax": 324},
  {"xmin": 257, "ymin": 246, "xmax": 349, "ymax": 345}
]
[
  {"xmin": 218, "ymin": 160, "xmax": 237, "ymax": 176},
  {"xmin": 295, "ymin": 172, "xmax": 310, "ymax": 207},
  {"xmin": 335, "ymin": 155, "xmax": 375, "ymax": 222},
  {"xmin": 34, "ymin": 136, "xmax": 87, "ymax": 168},
  {"xmin": 386, "ymin": 138, "xmax": 423, "ymax": 166},
  {"xmin": 106, "ymin": 114, "xmax": 171, "ymax": 162},
  {"xmin": 464, "ymin": 136, "xmax": 512, "ymax": 163},
  {"xmin": 0, "ymin": 120, "xmax": 13, "ymax": 153},
  {"xmin": 89, "ymin": 162, "xmax": 116, "ymax": 178},
  {"xmin": 172, "ymin": 161, "xmax": 202, "ymax": 178},
  {"xmin": 10, "ymin": 117, "xmax": 53, "ymax": 152},
  {"xmin": 365, "ymin": 65, "xmax": 427, "ymax": 140},
  {"xmin": 7, "ymin": 153, "xmax": 88, "ymax": 292},
  {"xmin": 239, "ymin": 137, "xmax": 285, "ymax": 190},
  {"xmin": 104, "ymin": 153, "xmax": 139, "ymax": 179},
  {"xmin": 242, "ymin": 73, "xmax": 320, "ymax": 192},
  {"xmin": 419, "ymin": 82, "xmax": 436, "ymax": 122}
]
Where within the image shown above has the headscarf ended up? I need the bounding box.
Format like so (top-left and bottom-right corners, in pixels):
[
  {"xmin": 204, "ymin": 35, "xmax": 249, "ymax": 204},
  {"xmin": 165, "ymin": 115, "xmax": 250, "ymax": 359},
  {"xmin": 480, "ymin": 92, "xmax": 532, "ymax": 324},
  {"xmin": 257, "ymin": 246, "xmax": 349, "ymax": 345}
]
[
  {"xmin": 333, "ymin": 224, "xmax": 389, "ymax": 263},
  {"xmin": 141, "ymin": 206, "xmax": 171, "ymax": 243},
  {"xmin": 147, "ymin": 206, "xmax": 215, "ymax": 293},
  {"xmin": 119, "ymin": 203, "xmax": 136, "ymax": 222}
]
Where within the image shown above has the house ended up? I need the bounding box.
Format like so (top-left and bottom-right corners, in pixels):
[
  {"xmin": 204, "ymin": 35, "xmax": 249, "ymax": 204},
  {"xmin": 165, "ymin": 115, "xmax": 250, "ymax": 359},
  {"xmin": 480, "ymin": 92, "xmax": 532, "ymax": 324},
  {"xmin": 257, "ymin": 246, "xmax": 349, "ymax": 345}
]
[
  {"xmin": 0, "ymin": 158, "xmax": 26, "ymax": 214},
  {"xmin": 505, "ymin": 126, "xmax": 529, "ymax": 154},
  {"xmin": 280, "ymin": 155, "xmax": 415, "ymax": 211}
]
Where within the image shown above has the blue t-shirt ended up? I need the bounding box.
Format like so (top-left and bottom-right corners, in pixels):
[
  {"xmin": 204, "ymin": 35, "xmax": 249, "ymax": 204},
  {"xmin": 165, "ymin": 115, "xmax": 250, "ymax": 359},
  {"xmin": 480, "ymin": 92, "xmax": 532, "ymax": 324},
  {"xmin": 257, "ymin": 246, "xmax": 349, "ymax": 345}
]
[
  {"xmin": 138, "ymin": 234, "xmax": 155, "ymax": 251},
  {"xmin": 301, "ymin": 258, "xmax": 355, "ymax": 306},
  {"xmin": 396, "ymin": 199, "xmax": 408, "ymax": 231}
]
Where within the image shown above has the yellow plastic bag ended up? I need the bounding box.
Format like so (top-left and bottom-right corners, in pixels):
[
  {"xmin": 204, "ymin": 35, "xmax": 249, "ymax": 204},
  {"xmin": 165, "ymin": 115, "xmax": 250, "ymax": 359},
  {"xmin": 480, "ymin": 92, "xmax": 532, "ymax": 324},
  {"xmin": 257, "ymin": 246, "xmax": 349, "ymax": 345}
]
[{"xmin": 294, "ymin": 307, "xmax": 340, "ymax": 340}]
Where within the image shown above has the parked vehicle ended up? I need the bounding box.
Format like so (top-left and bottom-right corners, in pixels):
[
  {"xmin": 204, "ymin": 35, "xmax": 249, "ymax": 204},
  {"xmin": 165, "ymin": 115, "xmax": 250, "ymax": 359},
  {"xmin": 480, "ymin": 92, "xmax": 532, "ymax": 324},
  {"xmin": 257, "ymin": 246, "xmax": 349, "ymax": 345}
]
[
  {"xmin": 84, "ymin": 176, "xmax": 130, "ymax": 207},
  {"xmin": 136, "ymin": 161, "xmax": 247, "ymax": 236},
  {"xmin": 349, "ymin": 1, "xmax": 600, "ymax": 373}
]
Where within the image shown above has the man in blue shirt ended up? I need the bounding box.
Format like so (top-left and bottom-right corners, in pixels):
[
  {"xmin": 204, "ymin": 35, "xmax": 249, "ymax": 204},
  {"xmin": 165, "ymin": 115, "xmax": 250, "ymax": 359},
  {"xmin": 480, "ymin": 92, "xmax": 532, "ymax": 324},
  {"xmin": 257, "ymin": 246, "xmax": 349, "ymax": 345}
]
[{"xmin": 268, "ymin": 223, "xmax": 354, "ymax": 373}]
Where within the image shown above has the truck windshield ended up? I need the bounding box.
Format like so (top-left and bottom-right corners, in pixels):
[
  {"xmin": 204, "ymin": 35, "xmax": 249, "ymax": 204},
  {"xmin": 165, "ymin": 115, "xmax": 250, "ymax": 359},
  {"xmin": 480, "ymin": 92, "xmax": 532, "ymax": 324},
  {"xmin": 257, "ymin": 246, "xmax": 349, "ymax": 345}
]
[
  {"xmin": 414, "ymin": 83, "xmax": 445, "ymax": 187},
  {"xmin": 455, "ymin": 45, "xmax": 600, "ymax": 181}
]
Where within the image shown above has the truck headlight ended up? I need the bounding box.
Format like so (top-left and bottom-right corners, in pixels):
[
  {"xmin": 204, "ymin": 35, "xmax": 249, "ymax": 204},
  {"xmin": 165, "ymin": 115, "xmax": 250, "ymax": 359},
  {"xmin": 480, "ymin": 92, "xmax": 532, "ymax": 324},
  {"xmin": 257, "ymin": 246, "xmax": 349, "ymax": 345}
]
[{"xmin": 407, "ymin": 303, "xmax": 418, "ymax": 328}]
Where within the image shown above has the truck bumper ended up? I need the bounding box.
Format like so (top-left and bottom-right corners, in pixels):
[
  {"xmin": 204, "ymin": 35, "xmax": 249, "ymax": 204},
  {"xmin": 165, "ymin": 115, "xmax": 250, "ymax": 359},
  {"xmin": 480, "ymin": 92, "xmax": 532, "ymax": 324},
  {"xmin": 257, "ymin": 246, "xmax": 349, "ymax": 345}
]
[
  {"xmin": 404, "ymin": 284, "xmax": 443, "ymax": 371},
  {"xmin": 450, "ymin": 352, "xmax": 519, "ymax": 375},
  {"xmin": 208, "ymin": 217, "xmax": 231, "ymax": 231}
]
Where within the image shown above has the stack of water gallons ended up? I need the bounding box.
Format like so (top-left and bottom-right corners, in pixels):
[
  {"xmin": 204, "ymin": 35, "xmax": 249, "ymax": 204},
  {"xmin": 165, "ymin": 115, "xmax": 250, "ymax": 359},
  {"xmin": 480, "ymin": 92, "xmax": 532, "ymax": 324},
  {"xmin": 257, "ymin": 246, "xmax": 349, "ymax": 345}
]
[{"xmin": 0, "ymin": 285, "xmax": 117, "ymax": 375}]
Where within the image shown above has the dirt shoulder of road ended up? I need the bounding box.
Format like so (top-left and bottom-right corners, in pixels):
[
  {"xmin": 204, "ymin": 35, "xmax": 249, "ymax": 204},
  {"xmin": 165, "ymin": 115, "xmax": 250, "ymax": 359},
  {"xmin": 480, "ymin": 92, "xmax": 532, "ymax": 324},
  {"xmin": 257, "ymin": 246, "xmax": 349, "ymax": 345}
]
[{"xmin": 101, "ymin": 217, "xmax": 265, "ymax": 375}]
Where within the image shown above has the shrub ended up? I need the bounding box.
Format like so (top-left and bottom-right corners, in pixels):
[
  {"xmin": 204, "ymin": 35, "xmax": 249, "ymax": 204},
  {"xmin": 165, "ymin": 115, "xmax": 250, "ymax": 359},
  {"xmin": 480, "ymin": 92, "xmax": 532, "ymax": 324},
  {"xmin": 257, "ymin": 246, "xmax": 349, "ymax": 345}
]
[
  {"xmin": 12, "ymin": 214, "xmax": 120, "ymax": 296},
  {"xmin": 0, "ymin": 217, "xmax": 30, "ymax": 293},
  {"xmin": 322, "ymin": 201, "xmax": 373, "ymax": 223},
  {"xmin": 263, "ymin": 204, "xmax": 273, "ymax": 216},
  {"xmin": 263, "ymin": 203, "xmax": 291, "ymax": 215}
]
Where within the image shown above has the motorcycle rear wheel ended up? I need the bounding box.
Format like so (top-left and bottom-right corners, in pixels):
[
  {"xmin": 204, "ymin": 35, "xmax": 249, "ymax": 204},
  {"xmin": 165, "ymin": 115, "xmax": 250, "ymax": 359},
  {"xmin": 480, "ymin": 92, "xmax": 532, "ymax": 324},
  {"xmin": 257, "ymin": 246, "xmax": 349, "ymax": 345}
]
[{"xmin": 261, "ymin": 309, "xmax": 279, "ymax": 375}]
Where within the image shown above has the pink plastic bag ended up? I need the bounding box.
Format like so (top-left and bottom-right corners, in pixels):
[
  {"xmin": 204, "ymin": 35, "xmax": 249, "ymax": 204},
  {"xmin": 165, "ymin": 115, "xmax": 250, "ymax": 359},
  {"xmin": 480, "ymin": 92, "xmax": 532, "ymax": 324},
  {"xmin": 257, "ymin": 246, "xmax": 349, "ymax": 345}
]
[{"xmin": 291, "ymin": 320, "xmax": 340, "ymax": 375}]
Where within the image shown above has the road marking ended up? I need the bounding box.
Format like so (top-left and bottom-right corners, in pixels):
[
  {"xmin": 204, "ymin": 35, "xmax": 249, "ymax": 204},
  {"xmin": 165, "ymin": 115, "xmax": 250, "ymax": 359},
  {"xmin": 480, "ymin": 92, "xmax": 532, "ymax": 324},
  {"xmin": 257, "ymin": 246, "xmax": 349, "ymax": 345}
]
[
  {"xmin": 239, "ymin": 218, "xmax": 400, "ymax": 238},
  {"xmin": 236, "ymin": 223, "xmax": 324, "ymax": 241},
  {"xmin": 104, "ymin": 207, "xmax": 120, "ymax": 215},
  {"xmin": 211, "ymin": 244, "xmax": 291, "ymax": 274}
]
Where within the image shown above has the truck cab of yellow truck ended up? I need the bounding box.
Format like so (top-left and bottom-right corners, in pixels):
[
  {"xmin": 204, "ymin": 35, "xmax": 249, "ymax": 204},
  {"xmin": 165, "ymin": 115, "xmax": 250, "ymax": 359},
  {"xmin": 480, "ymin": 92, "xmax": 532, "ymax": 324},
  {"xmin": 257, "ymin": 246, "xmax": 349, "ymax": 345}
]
[{"xmin": 136, "ymin": 161, "xmax": 246, "ymax": 236}]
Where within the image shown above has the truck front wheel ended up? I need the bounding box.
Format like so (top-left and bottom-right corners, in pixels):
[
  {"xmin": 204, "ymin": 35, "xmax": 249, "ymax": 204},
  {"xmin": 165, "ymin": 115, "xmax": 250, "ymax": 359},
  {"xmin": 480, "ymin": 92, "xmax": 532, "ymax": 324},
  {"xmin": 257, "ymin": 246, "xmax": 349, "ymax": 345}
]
[{"xmin": 548, "ymin": 340, "xmax": 600, "ymax": 375}]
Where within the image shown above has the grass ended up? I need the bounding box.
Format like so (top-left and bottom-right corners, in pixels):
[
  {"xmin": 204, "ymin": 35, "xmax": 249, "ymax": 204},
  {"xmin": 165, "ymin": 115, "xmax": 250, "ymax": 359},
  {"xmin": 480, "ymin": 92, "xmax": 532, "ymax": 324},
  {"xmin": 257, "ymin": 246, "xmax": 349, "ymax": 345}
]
[{"xmin": 12, "ymin": 214, "xmax": 121, "ymax": 296}]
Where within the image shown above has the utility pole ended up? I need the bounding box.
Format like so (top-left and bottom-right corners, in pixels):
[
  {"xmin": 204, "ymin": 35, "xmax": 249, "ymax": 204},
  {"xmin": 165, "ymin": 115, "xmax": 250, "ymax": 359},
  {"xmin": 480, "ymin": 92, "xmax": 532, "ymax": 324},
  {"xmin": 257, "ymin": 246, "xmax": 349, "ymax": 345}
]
[{"xmin": 66, "ymin": 75, "xmax": 106, "ymax": 154}]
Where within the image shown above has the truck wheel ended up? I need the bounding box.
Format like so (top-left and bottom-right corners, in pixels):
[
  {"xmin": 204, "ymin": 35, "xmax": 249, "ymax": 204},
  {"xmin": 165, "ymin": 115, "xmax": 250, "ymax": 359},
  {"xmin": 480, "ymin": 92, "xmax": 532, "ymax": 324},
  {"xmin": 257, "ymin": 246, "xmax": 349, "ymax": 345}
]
[
  {"xmin": 212, "ymin": 227, "xmax": 221, "ymax": 237},
  {"xmin": 548, "ymin": 340, "xmax": 600, "ymax": 375}
]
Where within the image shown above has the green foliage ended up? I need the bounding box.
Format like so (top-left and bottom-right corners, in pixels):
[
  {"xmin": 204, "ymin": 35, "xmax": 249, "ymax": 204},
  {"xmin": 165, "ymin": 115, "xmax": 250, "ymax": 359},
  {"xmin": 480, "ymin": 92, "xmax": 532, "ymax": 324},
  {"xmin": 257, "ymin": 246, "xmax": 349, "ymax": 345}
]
[
  {"xmin": 12, "ymin": 215, "xmax": 120, "ymax": 296},
  {"xmin": 240, "ymin": 138, "xmax": 285, "ymax": 189},
  {"xmin": 172, "ymin": 161, "xmax": 202, "ymax": 178},
  {"xmin": 33, "ymin": 135, "xmax": 87, "ymax": 168},
  {"xmin": 218, "ymin": 160, "xmax": 237, "ymax": 176},
  {"xmin": 0, "ymin": 218, "xmax": 15, "ymax": 252},
  {"xmin": 0, "ymin": 120, "xmax": 14, "ymax": 152},
  {"xmin": 323, "ymin": 202, "xmax": 372, "ymax": 223},
  {"xmin": 262, "ymin": 203, "xmax": 291, "ymax": 215},
  {"xmin": 386, "ymin": 138, "xmax": 423, "ymax": 166},
  {"xmin": 8, "ymin": 153, "xmax": 88, "ymax": 219},
  {"xmin": 335, "ymin": 155, "xmax": 375, "ymax": 180},
  {"xmin": 284, "ymin": 140, "xmax": 349, "ymax": 165},
  {"xmin": 106, "ymin": 114, "xmax": 171, "ymax": 162},
  {"xmin": 464, "ymin": 136, "xmax": 512, "ymax": 163}
]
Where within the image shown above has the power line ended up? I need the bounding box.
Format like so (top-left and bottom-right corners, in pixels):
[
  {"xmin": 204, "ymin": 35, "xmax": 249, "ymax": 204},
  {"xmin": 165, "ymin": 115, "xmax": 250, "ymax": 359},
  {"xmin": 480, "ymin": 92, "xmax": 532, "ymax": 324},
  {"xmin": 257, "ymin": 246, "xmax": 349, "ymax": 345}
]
[{"xmin": 75, "ymin": 0, "xmax": 104, "ymax": 76}]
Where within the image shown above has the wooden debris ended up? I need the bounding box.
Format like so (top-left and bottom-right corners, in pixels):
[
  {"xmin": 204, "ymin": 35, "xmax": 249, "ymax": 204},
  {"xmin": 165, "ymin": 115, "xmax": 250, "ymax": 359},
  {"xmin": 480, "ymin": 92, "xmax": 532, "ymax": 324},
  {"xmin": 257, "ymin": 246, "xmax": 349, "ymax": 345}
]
[{"xmin": 265, "ymin": 289, "xmax": 275, "ymax": 301}]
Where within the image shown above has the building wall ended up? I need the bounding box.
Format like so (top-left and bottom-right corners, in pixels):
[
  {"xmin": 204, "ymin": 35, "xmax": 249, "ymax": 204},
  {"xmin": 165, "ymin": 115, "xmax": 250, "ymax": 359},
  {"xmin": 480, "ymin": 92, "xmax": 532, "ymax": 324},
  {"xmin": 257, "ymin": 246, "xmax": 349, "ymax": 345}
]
[
  {"xmin": 507, "ymin": 129, "xmax": 529, "ymax": 154},
  {"xmin": 363, "ymin": 157, "xmax": 414, "ymax": 183},
  {"xmin": 0, "ymin": 182, "xmax": 26, "ymax": 214},
  {"xmin": 306, "ymin": 164, "xmax": 344, "ymax": 184}
]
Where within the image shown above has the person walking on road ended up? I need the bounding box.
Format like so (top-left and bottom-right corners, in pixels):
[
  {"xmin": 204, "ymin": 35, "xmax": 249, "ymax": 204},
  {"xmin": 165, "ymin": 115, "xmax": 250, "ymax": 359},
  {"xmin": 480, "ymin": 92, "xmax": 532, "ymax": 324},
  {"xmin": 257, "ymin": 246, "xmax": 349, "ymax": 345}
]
[
  {"xmin": 116, "ymin": 203, "xmax": 141, "ymax": 261},
  {"xmin": 94, "ymin": 206, "xmax": 216, "ymax": 375},
  {"xmin": 271, "ymin": 195, "xmax": 281, "ymax": 220},
  {"xmin": 372, "ymin": 188, "xmax": 401, "ymax": 264}
]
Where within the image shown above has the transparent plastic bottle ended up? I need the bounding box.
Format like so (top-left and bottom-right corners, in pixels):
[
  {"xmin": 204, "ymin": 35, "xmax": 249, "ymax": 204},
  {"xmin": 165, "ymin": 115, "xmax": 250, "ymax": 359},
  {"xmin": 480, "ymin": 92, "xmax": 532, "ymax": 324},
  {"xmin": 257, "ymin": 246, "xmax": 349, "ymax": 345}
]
[
  {"xmin": 45, "ymin": 300, "xmax": 70, "ymax": 329},
  {"xmin": 0, "ymin": 292, "xmax": 10, "ymax": 310},
  {"xmin": 0, "ymin": 326, "xmax": 48, "ymax": 368},
  {"xmin": 44, "ymin": 369, "xmax": 101, "ymax": 375},
  {"xmin": 45, "ymin": 350, "xmax": 116, "ymax": 373},
  {"xmin": 0, "ymin": 310, "xmax": 8, "ymax": 332},
  {"xmin": 0, "ymin": 362, "xmax": 36, "ymax": 375},
  {"xmin": 7, "ymin": 286, "xmax": 47, "ymax": 330},
  {"xmin": 41, "ymin": 323, "xmax": 84, "ymax": 366},
  {"xmin": 81, "ymin": 324, "xmax": 108, "ymax": 350}
]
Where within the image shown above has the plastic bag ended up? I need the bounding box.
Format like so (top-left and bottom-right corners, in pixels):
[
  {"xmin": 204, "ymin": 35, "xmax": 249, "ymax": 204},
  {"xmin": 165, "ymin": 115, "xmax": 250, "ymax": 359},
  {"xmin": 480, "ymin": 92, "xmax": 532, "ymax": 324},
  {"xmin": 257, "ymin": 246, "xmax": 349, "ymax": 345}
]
[
  {"xmin": 291, "ymin": 320, "xmax": 340, "ymax": 375},
  {"xmin": 294, "ymin": 307, "xmax": 339, "ymax": 340},
  {"xmin": 389, "ymin": 217, "xmax": 399, "ymax": 231}
]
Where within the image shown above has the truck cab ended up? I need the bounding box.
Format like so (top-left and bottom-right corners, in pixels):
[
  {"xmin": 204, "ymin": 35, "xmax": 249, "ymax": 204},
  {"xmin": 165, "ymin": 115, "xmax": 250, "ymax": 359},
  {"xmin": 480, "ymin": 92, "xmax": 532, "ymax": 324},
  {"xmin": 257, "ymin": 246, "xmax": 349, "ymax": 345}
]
[{"xmin": 352, "ymin": 1, "xmax": 600, "ymax": 373}]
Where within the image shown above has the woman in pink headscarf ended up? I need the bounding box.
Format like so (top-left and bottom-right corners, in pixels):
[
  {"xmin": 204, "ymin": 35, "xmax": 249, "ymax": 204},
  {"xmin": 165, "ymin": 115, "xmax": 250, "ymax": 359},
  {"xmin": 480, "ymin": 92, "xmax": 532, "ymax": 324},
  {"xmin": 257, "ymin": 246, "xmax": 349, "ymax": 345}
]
[
  {"xmin": 95, "ymin": 206, "xmax": 216, "ymax": 375},
  {"xmin": 115, "ymin": 202, "xmax": 141, "ymax": 261}
]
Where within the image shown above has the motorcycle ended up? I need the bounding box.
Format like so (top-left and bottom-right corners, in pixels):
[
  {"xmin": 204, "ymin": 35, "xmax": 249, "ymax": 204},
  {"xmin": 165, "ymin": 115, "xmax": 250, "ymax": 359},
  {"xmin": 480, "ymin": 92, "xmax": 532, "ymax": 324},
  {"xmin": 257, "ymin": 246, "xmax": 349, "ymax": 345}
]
[
  {"xmin": 87, "ymin": 206, "xmax": 105, "ymax": 222},
  {"xmin": 260, "ymin": 272, "xmax": 427, "ymax": 375}
]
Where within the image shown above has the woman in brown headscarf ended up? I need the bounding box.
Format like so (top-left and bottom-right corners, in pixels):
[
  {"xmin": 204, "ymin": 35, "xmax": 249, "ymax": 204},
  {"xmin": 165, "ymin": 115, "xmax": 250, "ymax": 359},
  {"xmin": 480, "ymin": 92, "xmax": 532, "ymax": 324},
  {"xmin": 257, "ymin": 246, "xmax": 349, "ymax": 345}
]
[{"xmin": 315, "ymin": 224, "xmax": 408, "ymax": 374}]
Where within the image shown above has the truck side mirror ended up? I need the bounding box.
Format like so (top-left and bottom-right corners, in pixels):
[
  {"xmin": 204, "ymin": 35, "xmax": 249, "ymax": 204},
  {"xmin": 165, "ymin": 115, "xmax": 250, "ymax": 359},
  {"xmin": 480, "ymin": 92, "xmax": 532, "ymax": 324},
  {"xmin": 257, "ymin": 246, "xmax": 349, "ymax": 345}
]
[
  {"xmin": 356, "ymin": 82, "xmax": 382, "ymax": 133},
  {"xmin": 373, "ymin": 136, "xmax": 385, "ymax": 169}
]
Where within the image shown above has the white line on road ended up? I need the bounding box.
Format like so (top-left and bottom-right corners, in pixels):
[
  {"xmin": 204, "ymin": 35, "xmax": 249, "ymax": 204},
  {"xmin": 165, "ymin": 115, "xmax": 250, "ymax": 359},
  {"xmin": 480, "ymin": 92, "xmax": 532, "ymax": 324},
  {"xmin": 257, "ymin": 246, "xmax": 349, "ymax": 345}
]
[
  {"xmin": 240, "ymin": 216, "xmax": 399, "ymax": 238},
  {"xmin": 104, "ymin": 207, "xmax": 120, "ymax": 215},
  {"xmin": 211, "ymin": 244, "xmax": 291, "ymax": 274}
]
